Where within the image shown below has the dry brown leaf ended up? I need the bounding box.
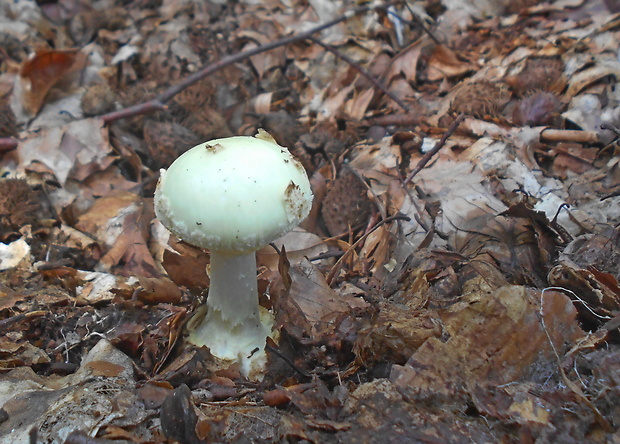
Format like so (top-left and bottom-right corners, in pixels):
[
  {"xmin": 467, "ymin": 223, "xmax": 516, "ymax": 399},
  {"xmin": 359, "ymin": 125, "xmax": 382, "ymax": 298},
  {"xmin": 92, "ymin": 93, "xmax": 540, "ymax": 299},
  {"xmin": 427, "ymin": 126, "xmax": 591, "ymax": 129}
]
[
  {"xmin": 17, "ymin": 119, "xmax": 115, "ymax": 185},
  {"xmin": 75, "ymin": 192, "xmax": 159, "ymax": 277},
  {"xmin": 391, "ymin": 286, "xmax": 585, "ymax": 398},
  {"xmin": 83, "ymin": 360, "xmax": 125, "ymax": 377},
  {"xmin": 548, "ymin": 260, "xmax": 620, "ymax": 322},
  {"xmin": 277, "ymin": 258, "xmax": 353, "ymax": 341},
  {"xmin": 136, "ymin": 276, "xmax": 182, "ymax": 304},
  {"xmin": 355, "ymin": 303, "xmax": 442, "ymax": 366},
  {"xmin": 162, "ymin": 239, "xmax": 210, "ymax": 294},
  {"xmin": 257, "ymin": 227, "xmax": 327, "ymax": 271},
  {"xmin": 385, "ymin": 39, "xmax": 425, "ymax": 84},
  {"xmin": 426, "ymin": 44, "xmax": 477, "ymax": 82},
  {"xmin": 19, "ymin": 49, "xmax": 86, "ymax": 116},
  {"xmin": 566, "ymin": 60, "xmax": 620, "ymax": 98}
]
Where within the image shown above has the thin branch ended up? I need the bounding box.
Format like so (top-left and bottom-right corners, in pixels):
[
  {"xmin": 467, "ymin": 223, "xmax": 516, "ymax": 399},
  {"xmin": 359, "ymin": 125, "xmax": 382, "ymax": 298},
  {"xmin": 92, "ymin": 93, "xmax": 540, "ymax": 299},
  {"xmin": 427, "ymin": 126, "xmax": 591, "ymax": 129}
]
[
  {"xmin": 101, "ymin": 2, "xmax": 395, "ymax": 124},
  {"xmin": 540, "ymin": 128, "xmax": 600, "ymax": 144},
  {"xmin": 266, "ymin": 343, "xmax": 311, "ymax": 379},
  {"xmin": 398, "ymin": 3, "xmax": 443, "ymax": 46},
  {"xmin": 307, "ymin": 36, "xmax": 410, "ymax": 112},
  {"xmin": 403, "ymin": 113, "xmax": 465, "ymax": 186},
  {"xmin": 0, "ymin": 137, "xmax": 18, "ymax": 152}
]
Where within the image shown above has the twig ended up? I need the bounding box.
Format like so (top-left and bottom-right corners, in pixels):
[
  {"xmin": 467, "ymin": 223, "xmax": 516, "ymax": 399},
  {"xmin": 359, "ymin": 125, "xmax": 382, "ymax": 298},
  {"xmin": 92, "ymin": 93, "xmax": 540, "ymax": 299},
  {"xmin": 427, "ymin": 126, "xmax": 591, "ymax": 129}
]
[
  {"xmin": 0, "ymin": 137, "xmax": 18, "ymax": 152},
  {"xmin": 0, "ymin": 310, "xmax": 46, "ymax": 332},
  {"xmin": 539, "ymin": 287, "xmax": 613, "ymax": 432},
  {"xmin": 101, "ymin": 2, "xmax": 396, "ymax": 124},
  {"xmin": 399, "ymin": 2, "xmax": 443, "ymax": 46},
  {"xmin": 266, "ymin": 343, "xmax": 311, "ymax": 378},
  {"xmin": 600, "ymin": 122, "xmax": 620, "ymax": 139},
  {"xmin": 403, "ymin": 113, "xmax": 465, "ymax": 186},
  {"xmin": 307, "ymin": 36, "xmax": 410, "ymax": 112},
  {"xmin": 540, "ymin": 129, "xmax": 600, "ymax": 144}
]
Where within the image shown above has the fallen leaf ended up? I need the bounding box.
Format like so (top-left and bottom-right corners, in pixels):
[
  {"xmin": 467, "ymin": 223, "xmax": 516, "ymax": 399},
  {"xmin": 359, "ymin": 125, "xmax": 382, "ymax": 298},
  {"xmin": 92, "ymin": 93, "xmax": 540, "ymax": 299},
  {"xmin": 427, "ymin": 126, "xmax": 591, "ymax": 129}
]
[
  {"xmin": 426, "ymin": 44, "xmax": 477, "ymax": 81},
  {"xmin": 84, "ymin": 360, "xmax": 125, "ymax": 377},
  {"xmin": 19, "ymin": 49, "xmax": 86, "ymax": 116}
]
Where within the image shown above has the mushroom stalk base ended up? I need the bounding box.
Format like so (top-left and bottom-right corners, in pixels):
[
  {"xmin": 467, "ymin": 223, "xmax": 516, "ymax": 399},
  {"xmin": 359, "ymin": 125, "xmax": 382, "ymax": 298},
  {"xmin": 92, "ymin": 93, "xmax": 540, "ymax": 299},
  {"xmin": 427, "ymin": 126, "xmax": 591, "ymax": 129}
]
[{"xmin": 187, "ymin": 250, "xmax": 273, "ymax": 378}]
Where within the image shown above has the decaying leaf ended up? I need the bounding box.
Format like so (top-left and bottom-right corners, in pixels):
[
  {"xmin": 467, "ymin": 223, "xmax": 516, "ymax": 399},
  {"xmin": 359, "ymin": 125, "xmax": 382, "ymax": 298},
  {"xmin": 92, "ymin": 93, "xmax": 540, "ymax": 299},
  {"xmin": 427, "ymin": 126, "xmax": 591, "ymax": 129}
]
[
  {"xmin": 391, "ymin": 286, "xmax": 585, "ymax": 399},
  {"xmin": 160, "ymin": 384, "xmax": 201, "ymax": 444},
  {"xmin": 355, "ymin": 303, "xmax": 442, "ymax": 366},
  {"xmin": 426, "ymin": 44, "xmax": 477, "ymax": 82},
  {"xmin": 18, "ymin": 49, "xmax": 86, "ymax": 116},
  {"xmin": 276, "ymin": 258, "xmax": 352, "ymax": 341},
  {"xmin": 75, "ymin": 191, "xmax": 159, "ymax": 277}
]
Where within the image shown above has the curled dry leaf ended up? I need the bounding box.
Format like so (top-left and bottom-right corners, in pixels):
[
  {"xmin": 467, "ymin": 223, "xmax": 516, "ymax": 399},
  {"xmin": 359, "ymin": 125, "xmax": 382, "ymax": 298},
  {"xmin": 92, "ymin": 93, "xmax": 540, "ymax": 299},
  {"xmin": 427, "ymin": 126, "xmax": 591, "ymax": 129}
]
[
  {"xmin": 548, "ymin": 261, "xmax": 620, "ymax": 324},
  {"xmin": 18, "ymin": 49, "xmax": 86, "ymax": 116},
  {"xmin": 276, "ymin": 258, "xmax": 354, "ymax": 341},
  {"xmin": 566, "ymin": 59, "xmax": 620, "ymax": 98},
  {"xmin": 74, "ymin": 192, "xmax": 159, "ymax": 277},
  {"xmin": 426, "ymin": 44, "xmax": 477, "ymax": 82}
]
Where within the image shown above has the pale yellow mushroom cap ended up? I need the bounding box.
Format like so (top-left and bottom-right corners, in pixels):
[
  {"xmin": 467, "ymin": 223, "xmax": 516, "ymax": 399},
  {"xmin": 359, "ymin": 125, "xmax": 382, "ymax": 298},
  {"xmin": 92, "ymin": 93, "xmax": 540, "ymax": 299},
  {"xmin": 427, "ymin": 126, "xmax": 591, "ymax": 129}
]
[{"xmin": 154, "ymin": 130, "xmax": 313, "ymax": 254}]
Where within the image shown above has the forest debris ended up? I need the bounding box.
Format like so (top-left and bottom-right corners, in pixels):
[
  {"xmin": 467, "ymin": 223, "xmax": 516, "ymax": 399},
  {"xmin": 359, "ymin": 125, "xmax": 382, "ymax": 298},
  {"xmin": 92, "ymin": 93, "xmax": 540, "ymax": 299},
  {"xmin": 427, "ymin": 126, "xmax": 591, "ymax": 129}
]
[
  {"xmin": 0, "ymin": 238, "xmax": 30, "ymax": 271},
  {"xmin": 560, "ymin": 230, "xmax": 620, "ymax": 279},
  {"xmin": 0, "ymin": 179, "xmax": 54, "ymax": 242},
  {"xmin": 160, "ymin": 384, "xmax": 201, "ymax": 444},
  {"xmin": 257, "ymin": 227, "xmax": 328, "ymax": 271},
  {"xmin": 391, "ymin": 286, "xmax": 584, "ymax": 398},
  {"xmin": 385, "ymin": 38, "xmax": 424, "ymax": 84},
  {"xmin": 548, "ymin": 260, "xmax": 620, "ymax": 323},
  {"xmin": 135, "ymin": 276, "xmax": 182, "ymax": 304},
  {"xmin": 277, "ymin": 258, "xmax": 354, "ymax": 341},
  {"xmin": 505, "ymin": 56, "xmax": 566, "ymax": 97},
  {"xmin": 75, "ymin": 192, "xmax": 158, "ymax": 277},
  {"xmin": 137, "ymin": 382, "xmax": 172, "ymax": 410},
  {"xmin": 426, "ymin": 44, "xmax": 477, "ymax": 82},
  {"xmin": 566, "ymin": 59, "xmax": 620, "ymax": 98},
  {"xmin": 512, "ymin": 92, "xmax": 564, "ymax": 127},
  {"xmin": 449, "ymin": 80, "xmax": 511, "ymax": 118},
  {"xmin": 540, "ymin": 128, "xmax": 601, "ymax": 144},
  {"xmin": 355, "ymin": 303, "xmax": 442, "ymax": 366},
  {"xmin": 75, "ymin": 271, "xmax": 132, "ymax": 304},
  {"xmin": 339, "ymin": 377, "xmax": 500, "ymax": 441},
  {"xmin": 0, "ymin": 0, "xmax": 619, "ymax": 441},
  {"xmin": 81, "ymin": 82, "xmax": 118, "ymax": 117},
  {"xmin": 15, "ymin": 118, "xmax": 114, "ymax": 184},
  {"xmin": 321, "ymin": 167, "xmax": 372, "ymax": 236},
  {"xmin": 0, "ymin": 339, "xmax": 139, "ymax": 442},
  {"xmin": 160, "ymin": 238, "xmax": 210, "ymax": 294},
  {"xmin": 0, "ymin": 100, "xmax": 18, "ymax": 139}
]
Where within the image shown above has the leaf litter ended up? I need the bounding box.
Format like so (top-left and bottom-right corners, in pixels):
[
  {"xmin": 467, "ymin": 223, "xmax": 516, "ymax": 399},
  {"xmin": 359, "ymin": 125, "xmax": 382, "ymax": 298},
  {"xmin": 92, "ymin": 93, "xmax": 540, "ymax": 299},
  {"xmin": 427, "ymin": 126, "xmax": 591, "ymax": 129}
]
[{"xmin": 0, "ymin": 0, "xmax": 620, "ymax": 442}]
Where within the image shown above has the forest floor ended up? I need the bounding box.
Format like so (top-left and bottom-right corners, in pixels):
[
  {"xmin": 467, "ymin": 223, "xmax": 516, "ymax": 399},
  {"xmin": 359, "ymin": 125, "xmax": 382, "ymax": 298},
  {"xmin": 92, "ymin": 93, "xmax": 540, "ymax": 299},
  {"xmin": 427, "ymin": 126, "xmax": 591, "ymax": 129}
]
[{"xmin": 0, "ymin": 0, "xmax": 620, "ymax": 442}]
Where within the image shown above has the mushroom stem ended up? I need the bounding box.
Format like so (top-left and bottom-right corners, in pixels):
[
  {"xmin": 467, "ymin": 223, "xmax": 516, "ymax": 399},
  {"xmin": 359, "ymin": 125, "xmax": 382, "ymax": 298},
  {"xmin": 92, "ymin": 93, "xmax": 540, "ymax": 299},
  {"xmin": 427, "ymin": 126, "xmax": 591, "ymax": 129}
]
[
  {"xmin": 188, "ymin": 250, "xmax": 272, "ymax": 376},
  {"xmin": 207, "ymin": 251, "xmax": 260, "ymax": 325}
]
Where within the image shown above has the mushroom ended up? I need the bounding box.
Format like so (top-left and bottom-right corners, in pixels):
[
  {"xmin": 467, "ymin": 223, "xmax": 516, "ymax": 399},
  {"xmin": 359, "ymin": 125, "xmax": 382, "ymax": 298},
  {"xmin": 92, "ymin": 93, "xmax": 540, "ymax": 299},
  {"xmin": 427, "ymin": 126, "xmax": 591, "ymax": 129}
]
[{"xmin": 154, "ymin": 130, "xmax": 313, "ymax": 378}]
